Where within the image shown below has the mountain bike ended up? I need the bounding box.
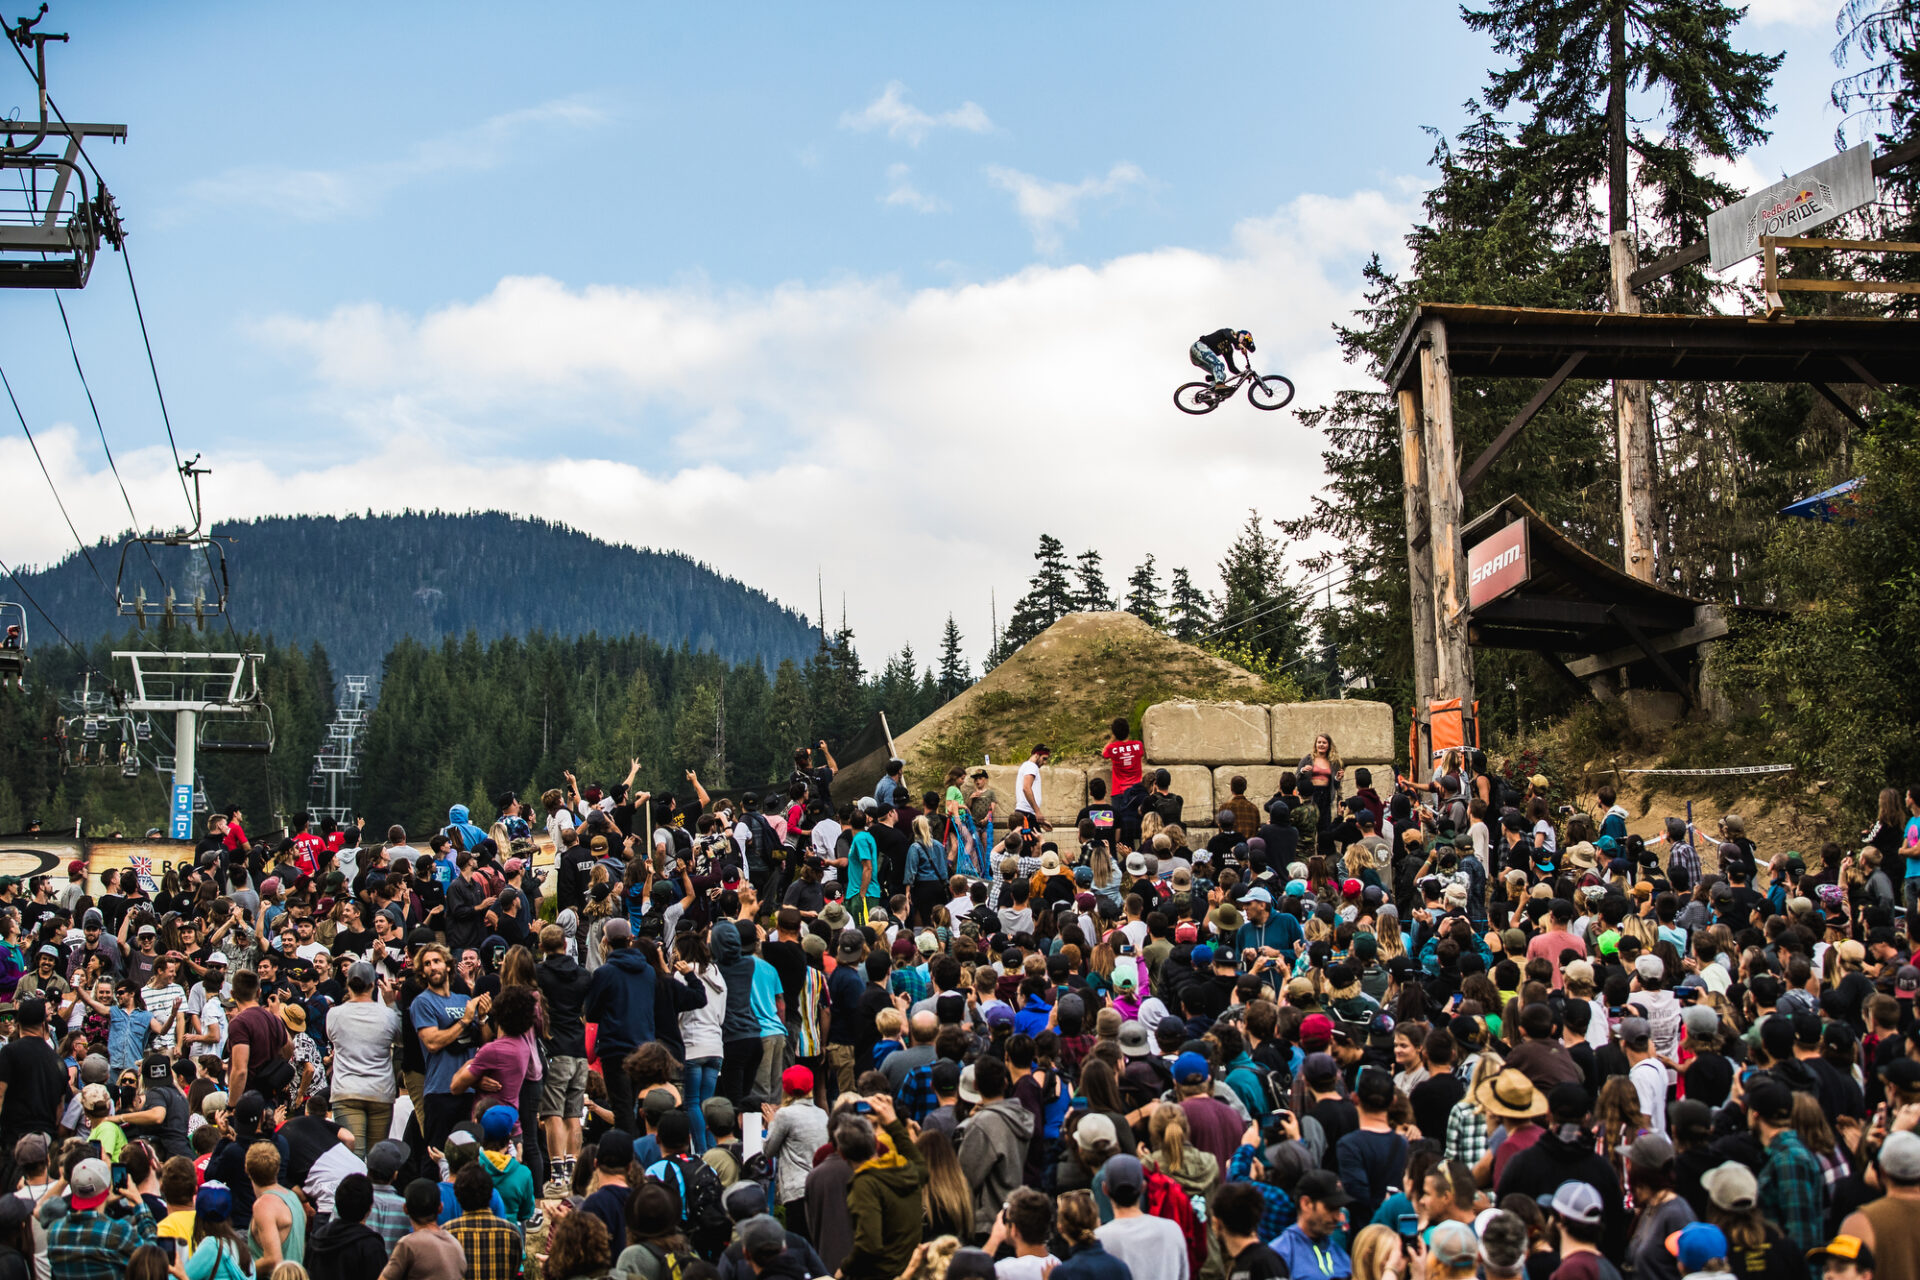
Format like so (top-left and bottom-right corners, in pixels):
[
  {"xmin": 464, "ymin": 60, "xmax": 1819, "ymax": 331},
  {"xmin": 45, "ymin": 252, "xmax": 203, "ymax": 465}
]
[{"xmin": 1174, "ymin": 365, "xmax": 1295, "ymax": 415}]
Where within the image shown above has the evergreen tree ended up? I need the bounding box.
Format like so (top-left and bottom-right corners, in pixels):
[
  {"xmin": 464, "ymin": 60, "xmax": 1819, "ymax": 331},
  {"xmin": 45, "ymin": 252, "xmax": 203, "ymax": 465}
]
[
  {"xmin": 1166, "ymin": 567, "xmax": 1211, "ymax": 642},
  {"xmin": 1072, "ymin": 549, "xmax": 1112, "ymax": 612},
  {"xmin": 937, "ymin": 616, "xmax": 971, "ymax": 700},
  {"xmin": 767, "ymin": 658, "xmax": 812, "ymax": 761},
  {"xmin": 999, "ymin": 534, "xmax": 1074, "ymax": 658},
  {"xmin": 1463, "ymin": 0, "xmax": 1782, "ymax": 257},
  {"xmin": 1213, "ymin": 510, "xmax": 1310, "ymax": 667},
  {"xmin": 673, "ymin": 683, "xmax": 723, "ymax": 784},
  {"xmin": 1123, "ymin": 556, "xmax": 1163, "ymax": 628}
]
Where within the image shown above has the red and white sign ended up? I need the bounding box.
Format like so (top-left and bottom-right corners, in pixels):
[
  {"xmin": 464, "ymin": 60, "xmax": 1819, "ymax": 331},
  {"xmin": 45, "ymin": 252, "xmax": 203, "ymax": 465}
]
[{"xmin": 1468, "ymin": 520, "xmax": 1529, "ymax": 610}]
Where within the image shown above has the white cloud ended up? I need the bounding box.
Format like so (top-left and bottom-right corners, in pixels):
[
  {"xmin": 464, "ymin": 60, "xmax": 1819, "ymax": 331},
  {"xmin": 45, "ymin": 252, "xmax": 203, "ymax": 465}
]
[
  {"xmin": 881, "ymin": 163, "xmax": 943, "ymax": 213},
  {"xmin": 986, "ymin": 162, "xmax": 1147, "ymax": 253},
  {"xmin": 174, "ymin": 98, "xmax": 609, "ymax": 222},
  {"xmin": 5, "ymin": 186, "xmax": 1420, "ymax": 666},
  {"xmin": 840, "ymin": 82, "xmax": 992, "ymax": 145},
  {"xmin": 1743, "ymin": 0, "xmax": 1831, "ymax": 25}
]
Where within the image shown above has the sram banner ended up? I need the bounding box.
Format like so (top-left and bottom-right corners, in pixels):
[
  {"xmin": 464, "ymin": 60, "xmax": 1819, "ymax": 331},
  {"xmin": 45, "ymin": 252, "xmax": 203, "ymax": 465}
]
[{"xmin": 1468, "ymin": 519, "xmax": 1529, "ymax": 610}]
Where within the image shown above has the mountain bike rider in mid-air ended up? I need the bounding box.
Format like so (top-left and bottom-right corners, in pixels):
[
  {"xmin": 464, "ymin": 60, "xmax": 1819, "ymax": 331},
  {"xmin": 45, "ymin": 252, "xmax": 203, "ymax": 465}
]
[{"xmin": 1191, "ymin": 328, "xmax": 1255, "ymax": 389}]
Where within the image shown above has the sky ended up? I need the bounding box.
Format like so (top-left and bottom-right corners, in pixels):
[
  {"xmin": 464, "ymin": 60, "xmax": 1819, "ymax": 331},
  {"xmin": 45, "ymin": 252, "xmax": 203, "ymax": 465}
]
[{"xmin": 0, "ymin": 0, "xmax": 1868, "ymax": 669}]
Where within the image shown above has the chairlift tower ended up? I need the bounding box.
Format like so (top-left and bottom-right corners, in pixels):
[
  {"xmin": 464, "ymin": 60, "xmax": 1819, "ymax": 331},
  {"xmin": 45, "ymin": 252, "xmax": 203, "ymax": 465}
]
[
  {"xmin": 1, "ymin": 6, "xmax": 126, "ymax": 289},
  {"xmin": 308, "ymin": 675, "xmax": 369, "ymax": 828},
  {"xmin": 113, "ymin": 651, "xmax": 268, "ymax": 839}
]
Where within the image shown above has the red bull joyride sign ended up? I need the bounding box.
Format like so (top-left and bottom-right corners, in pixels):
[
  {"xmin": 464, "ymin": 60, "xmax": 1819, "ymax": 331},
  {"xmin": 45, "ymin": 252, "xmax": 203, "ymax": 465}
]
[{"xmin": 1707, "ymin": 143, "xmax": 1876, "ymax": 272}]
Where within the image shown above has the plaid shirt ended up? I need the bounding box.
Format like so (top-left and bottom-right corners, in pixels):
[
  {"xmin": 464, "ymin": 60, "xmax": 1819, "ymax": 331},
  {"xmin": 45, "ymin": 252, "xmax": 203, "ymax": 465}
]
[
  {"xmin": 1056, "ymin": 1033, "xmax": 1096, "ymax": 1080},
  {"xmin": 889, "ymin": 965, "xmax": 930, "ymax": 1004},
  {"xmin": 447, "ymin": 1208, "xmax": 523, "ymax": 1280},
  {"xmin": 1758, "ymin": 1130, "xmax": 1827, "ymax": 1259},
  {"xmin": 1227, "ymin": 1144, "xmax": 1299, "ymax": 1240},
  {"xmin": 1669, "ymin": 842, "xmax": 1700, "ymax": 888},
  {"xmin": 896, "ymin": 1061, "xmax": 942, "ymax": 1122},
  {"xmin": 1227, "ymin": 796, "xmax": 1261, "ymax": 839},
  {"xmin": 1444, "ymin": 1098, "xmax": 1489, "ymax": 1167},
  {"xmin": 369, "ymin": 1184, "xmax": 411, "ymax": 1253},
  {"xmin": 48, "ymin": 1204, "xmax": 157, "ymax": 1280}
]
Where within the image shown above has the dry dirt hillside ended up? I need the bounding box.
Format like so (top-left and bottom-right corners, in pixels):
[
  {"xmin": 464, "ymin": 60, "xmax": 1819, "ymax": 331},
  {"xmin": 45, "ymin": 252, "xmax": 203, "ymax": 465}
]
[{"xmin": 889, "ymin": 611, "xmax": 1280, "ymax": 790}]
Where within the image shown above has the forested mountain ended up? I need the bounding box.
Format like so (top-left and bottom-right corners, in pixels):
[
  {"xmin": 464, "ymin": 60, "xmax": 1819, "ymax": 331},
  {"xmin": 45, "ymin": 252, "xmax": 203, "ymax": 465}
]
[{"xmin": 13, "ymin": 512, "xmax": 820, "ymax": 676}]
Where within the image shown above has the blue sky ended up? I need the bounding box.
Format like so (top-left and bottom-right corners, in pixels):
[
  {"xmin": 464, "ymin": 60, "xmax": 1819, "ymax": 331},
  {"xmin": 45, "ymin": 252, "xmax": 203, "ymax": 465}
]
[{"xmin": 0, "ymin": 0, "xmax": 1860, "ymax": 663}]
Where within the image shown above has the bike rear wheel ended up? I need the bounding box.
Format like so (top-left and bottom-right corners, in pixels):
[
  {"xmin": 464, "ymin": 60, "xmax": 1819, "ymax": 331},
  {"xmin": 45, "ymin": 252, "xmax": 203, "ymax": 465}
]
[
  {"xmin": 1174, "ymin": 382, "xmax": 1219, "ymax": 415},
  {"xmin": 1249, "ymin": 374, "xmax": 1295, "ymax": 410}
]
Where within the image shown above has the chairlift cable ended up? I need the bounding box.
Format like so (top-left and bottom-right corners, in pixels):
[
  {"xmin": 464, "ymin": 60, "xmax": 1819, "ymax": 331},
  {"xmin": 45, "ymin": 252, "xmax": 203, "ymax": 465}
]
[
  {"xmin": 50, "ymin": 285, "xmax": 167, "ymax": 595},
  {"xmin": 118, "ymin": 240, "xmax": 242, "ymax": 643},
  {"xmin": 1194, "ymin": 562, "xmax": 1351, "ymax": 642},
  {"xmin": 0, "ymin": 359, "xmax": 110, "ymax": 594}
]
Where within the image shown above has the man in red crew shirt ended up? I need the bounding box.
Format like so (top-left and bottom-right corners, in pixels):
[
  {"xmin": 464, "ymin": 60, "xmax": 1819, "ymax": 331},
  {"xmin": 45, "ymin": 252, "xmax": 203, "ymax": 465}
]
[
  {"xmin": 290, "ymin": 812, "xmax": 327, "ymax": 877},
  {"xmin": 1103, "ymin": 717, "xmax": 1148, "ymax": 844}
]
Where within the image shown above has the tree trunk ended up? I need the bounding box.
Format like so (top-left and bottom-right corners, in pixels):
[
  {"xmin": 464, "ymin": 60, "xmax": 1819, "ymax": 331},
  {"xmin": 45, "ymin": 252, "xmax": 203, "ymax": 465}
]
[{"xmin": 1608, "ymin": 6, "xmax": 1655, "ymax": 581}]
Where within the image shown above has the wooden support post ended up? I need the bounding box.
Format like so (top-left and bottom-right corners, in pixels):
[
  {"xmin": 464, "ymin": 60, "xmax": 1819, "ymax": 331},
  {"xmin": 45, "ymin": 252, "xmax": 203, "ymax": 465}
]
[
  {"xmin": 1461, "ymin": 350, "xmax": 1587, "ymax": 496},
  {"xmin": 1398, "ymin": 381, "xmax": 1437, "ymax": 782},
  {"xmin": 1419, "ymin": 321, "xmax": 1475, "ymax": 733},
  {"xmin": 1611, "ymin": 230, "xmax": 1657, "ymax": 583}
]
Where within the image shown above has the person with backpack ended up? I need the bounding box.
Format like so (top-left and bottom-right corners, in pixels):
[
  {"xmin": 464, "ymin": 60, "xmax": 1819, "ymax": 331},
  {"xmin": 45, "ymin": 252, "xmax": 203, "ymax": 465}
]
[
  {"xmin": 613, "ymin": 1181, "xmax": 696, "ymax": 1280},
  {"xmin": 1094, "ymin": 1155, "xmax": 1190, "ymax": 1280},
  {"xmin": 644, "ymin": 1110, "xmax": 733, "ymax": 1259}
]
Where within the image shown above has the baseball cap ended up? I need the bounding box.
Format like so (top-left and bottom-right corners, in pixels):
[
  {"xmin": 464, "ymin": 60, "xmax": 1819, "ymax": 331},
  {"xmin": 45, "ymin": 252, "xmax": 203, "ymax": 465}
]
[
  {"xmin": 1242, "ymin": 886, "xmax": 1272, "ymax": 904},
  {"xmin": 1191, "ymin": 944, "xmax": 1215, "ymax": 967},
  {"xmin": 737, "ymin": 1215, "xmax": 787, "ymax": 1261},
  {"xmin": 1293, "ymin": 1168, "xmax": 1353, "ymax": 1208},
  {"xmin": 603, "ymin": 918, "xmax": 632, "ymax": 942},
  {"xmin": 1746, "ymin": 1077, "xmax": 1795, "ymax": 1123},
  {"xmin": 1302, "ymin": 1052, "xmax": 1338, "ymax": 1087},
  {"xmin": 11, "ymin": 1134, "xmax": 47, "ymax": 1166},
  {"xmin": 1701, "ymin": 1160, "xmax": 1757, "ymax": 1211},
  {"xmin": 1427, "ymin": 1219, "xmax": 1478, "ymax": 1269},
  {"xmin": 1299, "ymin": 1013, "xmax": 1334, "ymax": 1048},
  {"xmin": 1073, "ymin": 1113, "xmax": 1118, "ymax": 1152},
  {"xmin": 367, "ymin": 1140, "xmax": 410, "ymax": 1181},
  {"xmin": 1102, "ymin": 1154, "xmax": 1146, "ymax": 1199},
  {"xmin": 69, "ymin": 1158, "xmax": 111, "ymax": 1211},
  {"xmin": 1549, "ymin": 1180, "xmax": 1604, "ymax": 1225},
  {"xmin": 206, "ymin": 950, "xmax": 229, "ymax": 967},
  {"xmin": 480, "ymin": 1105, "xmax": 518, "ymax": 1143},
  {"xmin": 1172, "ymin": 1052, "xmax": 1210, "ymax": 1085},
  {"xmin": 1619, "ymin": 1132, "xmax": 1675, "ymax": 1168},
  {"xmin": 1878, "ymin": 1129, "xmax": 1920, "ymax": 1181},
  {"xmin": 1117, "ymin": 1020, "xmax": 1152, "ymax": 1057},
  {"xmin": 723, "ymin": 1182, "xmax": 769, "ymax": 1223},
  {"xmin": 201, "ymin": 1091, "xmax": 229, "ymax": 1118},
  {"xmin": 1900, "ymin": 965, "xmax": 1920, "ymax": 998},
  {"xmin": 597, "ymin": 1129, "xmax": 635, "ymax": 1168},
  {"xmin": 194, "ymin": 1183, "xmax": 233, "ymax": 1221},
  {"xmin": 1668, "ymin": 1223, "xmax": 1728, "ymax": 1273},
  {"xmin": 1807, "ymin": 1235, "xmax": 1875, "ymax": 1271},
  {"xmin": 781, "ymin": 1065, "xmax": 814, "ymax": 1095},
  {"xmin": 1618, "ymin": 1016, "xmax": 1651, "ymax": 1046}
]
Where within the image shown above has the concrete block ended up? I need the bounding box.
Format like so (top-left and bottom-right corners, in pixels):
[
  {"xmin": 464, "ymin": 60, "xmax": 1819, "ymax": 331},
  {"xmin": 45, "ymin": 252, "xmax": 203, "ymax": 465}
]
[
  {"xmin": 1622, "ymin": 690, "xmax": 1686, "ymax": 735},
  {"xmin": 1270, "ymin": 700, "xmax": 1395, "ymax": 764},
  {"xmin": 1213, "ymin": 765, "xmax": 1288, "ymax": 816},
  {"xmin": 1143, "ymin": 701, "xmax": 1271, "ymax": 765},
  {"xmin": 981, "ymin": 764, "xmax": 1086, "ymax": 827}
]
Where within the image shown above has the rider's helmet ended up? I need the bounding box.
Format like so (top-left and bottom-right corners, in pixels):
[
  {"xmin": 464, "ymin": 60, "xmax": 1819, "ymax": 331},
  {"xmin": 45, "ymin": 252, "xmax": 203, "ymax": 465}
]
[{"xmin": 1235, "ymin": 330, "xmax": 1256, "ymax": 352}]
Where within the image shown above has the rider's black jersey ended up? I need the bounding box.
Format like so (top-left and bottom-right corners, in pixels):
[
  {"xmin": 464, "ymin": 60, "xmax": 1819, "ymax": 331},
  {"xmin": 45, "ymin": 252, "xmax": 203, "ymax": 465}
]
[{"xmin": 1199, "ymin": 328, "xmax": 1246, "ymax": 371}]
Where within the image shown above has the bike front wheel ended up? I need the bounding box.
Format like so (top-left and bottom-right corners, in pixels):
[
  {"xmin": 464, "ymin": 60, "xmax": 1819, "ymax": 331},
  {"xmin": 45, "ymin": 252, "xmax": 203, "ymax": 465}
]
[
  {"xmin": 1248, "ymin": 374, "xmax": 1295, "ymax": 411},
  {"xmin": 1174, "ymin": 382, "xmax": 1220, "ymax": 415}
]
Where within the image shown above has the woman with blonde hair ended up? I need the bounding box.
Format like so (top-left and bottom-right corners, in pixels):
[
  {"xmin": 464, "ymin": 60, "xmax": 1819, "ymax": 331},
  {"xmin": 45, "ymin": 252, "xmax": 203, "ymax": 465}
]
[
  {"xmin": 1372, "ymin": 904, "xmax": 1408, "ymax": 960},
  {"xmin": 1298, "ymin": 732, "xmax": 1345, "ymax": 824},
  {"xmin": 1143, "ymin": 1102, "xmax": 1219, "ymax": 1204},
  {"xmin": 1089, "ymin": 841, "xmax": 1123, "ymax": 910},
  {"xmin": 1138, "ymin": 810, "xmax": 1165, "ymax": 849},
  {"xmin": 916, "ymin": 1129, "xmax": 973, "ymax": 1242},
  {"xmin": 908, "ymin": 814, "xmax": 949, "ymax": 927},
  {"xmin": 898, "ymin": 1237, "xmax": 962, "ymax": 1280},
  {"xmin": 1162, "ymin": 823, "xmax": 1190, "ymax": 855},
  {"xmin": 1349, "ymin": 1223, "xmax": 1407, "ymax": 1280}
]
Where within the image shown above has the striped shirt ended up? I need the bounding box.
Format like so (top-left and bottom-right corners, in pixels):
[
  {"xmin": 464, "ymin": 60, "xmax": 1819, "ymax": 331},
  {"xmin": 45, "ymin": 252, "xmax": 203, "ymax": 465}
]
[{"xmin": 143, "ymin": 983, "xmax": 185, "ymax": 1051}]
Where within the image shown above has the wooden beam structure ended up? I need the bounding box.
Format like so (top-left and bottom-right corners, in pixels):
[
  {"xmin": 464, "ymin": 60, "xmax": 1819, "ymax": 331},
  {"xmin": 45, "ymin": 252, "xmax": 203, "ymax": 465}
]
[
  {"xmin": 1810, "ymin": 382, "xmax": 1873, "ymax": 435},
  {"xmin": 1397, "ymin": 384, "xmax": 1437, "ymax": 779},
  {"xmin": 1419, "ymin": 322, "xmax": 1476, "ymax": 744},
  {"xmin": 1461, "ymin": 350, "xmax": 1586, "ymax": 496}
]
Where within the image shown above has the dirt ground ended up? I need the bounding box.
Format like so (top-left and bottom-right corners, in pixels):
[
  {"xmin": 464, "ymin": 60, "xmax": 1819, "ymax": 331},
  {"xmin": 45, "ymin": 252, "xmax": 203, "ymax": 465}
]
[{"xmin": 1559, "ymin": 752, "xmax": 1847, "ymax": 869}]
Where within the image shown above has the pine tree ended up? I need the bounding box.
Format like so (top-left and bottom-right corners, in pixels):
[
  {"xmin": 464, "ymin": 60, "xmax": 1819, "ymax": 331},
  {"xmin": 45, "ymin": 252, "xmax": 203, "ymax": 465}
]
[
  {"xmin": 1072, "ymin": 549, "xmax": 1112, "ymax": 612},
  {"xmin": 937, "ymin": 616, "xmax": 970, "ymax": 700},
  {"xmin": 1166, "ymin": 567, "xmax": 1211, "ymax": 642},
  {"xmin": 767, "ymin": 658, "xmax": 812, "ymax": 759},
  {"xmin": 999, "ymin": 534, "xmax": 1074, "ymax": 658},
  {"xmin": 1123, "ymin": 556, "xmax": 1162, "ymax": 628},
  {"xmin": 1463, "ymin": 0, "xmax": 1782, "ymax": 258},
  {"xmin": 1214, "ymin": 510, "xmax": 1309, "ymax": 667},
  {"xmin": 672, "ymin": 683, "xmax": 723, "ymax": 783}
]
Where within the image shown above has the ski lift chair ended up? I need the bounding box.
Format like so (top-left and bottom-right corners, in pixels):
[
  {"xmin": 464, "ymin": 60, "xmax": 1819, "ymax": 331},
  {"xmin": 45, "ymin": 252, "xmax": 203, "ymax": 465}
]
[
  {"xmin": 115, "ymin": 535, "xmax": 229, "ymax": 629},
  {"xmin": 198, "ymin": 704, "xmax": 273, "ymax": 755},
  {"xmin": 0, "ymin": 602, "xmax": 25, "ymax": 686}
]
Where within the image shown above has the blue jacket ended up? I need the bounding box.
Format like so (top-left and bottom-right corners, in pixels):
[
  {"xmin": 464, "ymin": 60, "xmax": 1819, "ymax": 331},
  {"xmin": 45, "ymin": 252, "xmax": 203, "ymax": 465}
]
[
  {"xmin": 1273, "ymin": 1224, "xmax": 1352, "ymax": 1280},
  {"xmin": 906, "ymin": 840, "xmax": 948, "ymax": 884},
  {"xmin": 1014, "ymin": 993, "xmax": 1052, "ymax": 1038},
  {"xmin": 443, "ymin": 804, "xmax": 489, "ymax": 851},
  {"xmin": 583, "ymin": 945, "xmax": 656, "ymax": 1055},
  {"xmin": 1236, "ymin": 912, "xmax": 1304, "ymax": 961},
  {"xmin": 1052, "ymin": 1241, "xmax": 1132, "ymax": 1280}
]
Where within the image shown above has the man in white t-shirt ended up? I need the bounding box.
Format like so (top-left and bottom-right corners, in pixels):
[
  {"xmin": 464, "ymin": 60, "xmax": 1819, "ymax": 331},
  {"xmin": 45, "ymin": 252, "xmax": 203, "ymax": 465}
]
[
  {"xmin": 1014, "ymin": 745, "xmax": 1051, "ymax": 831},
  {"xmin": 811, "ymin": 813, "xmax": 843, "ymax": 885},
  {"xmin": 1622, "ymin": 1015, "xmax": 1667, "ymax": 1133},
  {"xmin": 1095, "ymin": 1156, "xmax": 1189, "ymax": 1280}
]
